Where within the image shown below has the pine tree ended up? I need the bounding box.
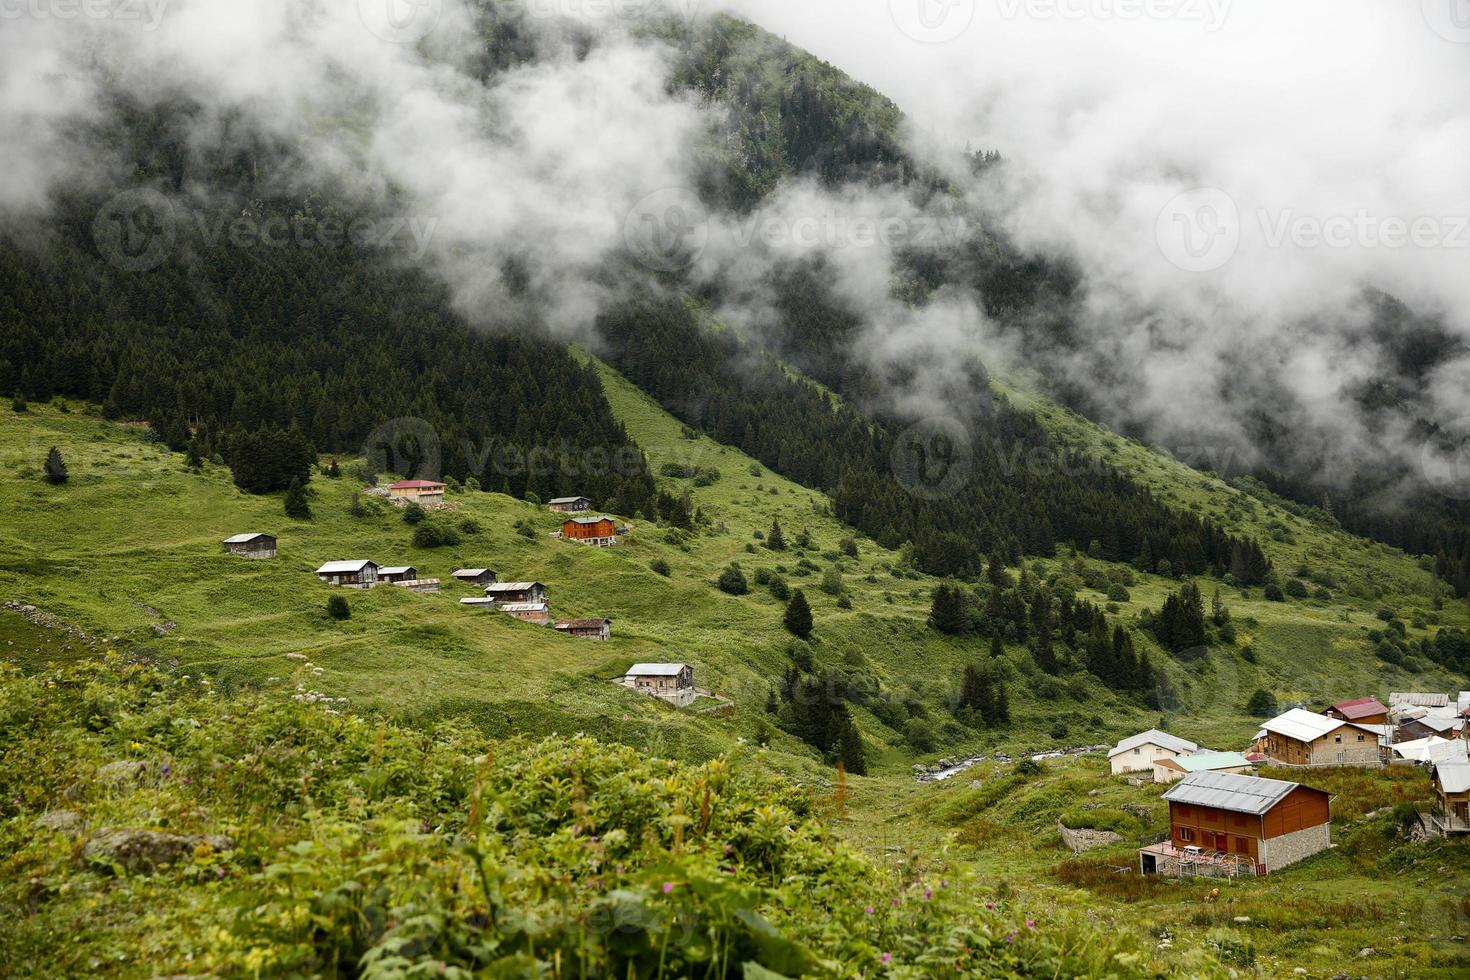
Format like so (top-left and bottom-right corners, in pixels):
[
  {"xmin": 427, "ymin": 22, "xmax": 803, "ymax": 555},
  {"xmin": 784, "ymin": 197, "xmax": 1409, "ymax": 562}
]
[
  {"xmin": 43, "ymin": 446, "xmax": 67, "ymax": 485},
  {"xmin": 989, "ymin": 632, "xmax": 1003, "ymax": 659},
  {"xmin": 994, "ymin": 678, "xmax": 1011, "ymax": 724},
  {"xmin": 784, "ymin": 589, "xmax": 813, "ymax": 638},
  {"xmin": 836, "ymin": 716, "xmax": 867, "ymax": 776},
  {"xmin": 928, "ymin": 584, "xmax": 968, "ymax": 635},
  {"xmin": 767, "ymin": 517, "xmax": 787, "ymax": 551},
  {"xmin": 284, "ymin": 477, "xmax": 311, "ymax": 519},
  {"xmin": 11, "ymin": 391, "xmax": 26, "ymax": 413}
]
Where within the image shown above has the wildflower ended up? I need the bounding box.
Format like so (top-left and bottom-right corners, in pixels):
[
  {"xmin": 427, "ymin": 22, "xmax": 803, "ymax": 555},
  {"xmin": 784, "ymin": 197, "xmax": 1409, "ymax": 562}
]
[
  {"xmin": 880, "ymin": 953, "xmax": 891, "ymax": 965},
  {"xmin": 890, "ymin": 898, "xmax": 899, "ymax": 906},
  {"xmin": 1025, "ymin": 919, "xmax": 1035, "ymax": 930},
  {"xmin": 985, "ymin": 902, "xmax": 995, "ymax": 910},
  {"xmin": 1006, "ymin": 930, "xmax": 1017, "ymax": 944},
  {"xmin": 865, "ymin": 905, "xmax": 874, "ymax": 915},
  {"xmin": 662, "ymin": 882, "xmax": 674, "ymax": 894},
  {"xmin": 924, "ymin": 888, "xmax": 932, "ymax": 900}
]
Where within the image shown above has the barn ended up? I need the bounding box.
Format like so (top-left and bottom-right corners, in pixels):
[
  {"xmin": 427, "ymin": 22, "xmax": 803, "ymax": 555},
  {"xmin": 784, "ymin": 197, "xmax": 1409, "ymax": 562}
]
[
  {"xmin": 379, "ymin": 566, "xmax": 418, "ymax": 584},
  {"xmin": 452, "ymin": 568, "xmax": 498, "ymax": 587},
  {"xmin": 554, "ymin": 618, "xmax": 612, "ymax": 640},
  {"xmin": 1325, "ymin": 697, "xmax": 1389, "ymax": 726},
  {"xmin": 548, "ymin": 496, "xmax": 593, "ymax": 513},
  {"xmin": 617, "ymin": 663, "xmax": 696, "ymax": 706},
  {"xmin": 483, "ymin": 582, "xmax": 548, "ymax": 604},
  {"xmin": 1140, "ymin": 771, "xmax": 1332, "ymax": 876},
  {"xmin": 562, "ymin": 516, "xmax": 618, "ymax": 547},
  {"xmin": 222, "ymin": 533, "xmax": 277, "ymax": 559},
  {"xmin": 315, "ymin": 560, "xmax": 379, "ymax": 589}
]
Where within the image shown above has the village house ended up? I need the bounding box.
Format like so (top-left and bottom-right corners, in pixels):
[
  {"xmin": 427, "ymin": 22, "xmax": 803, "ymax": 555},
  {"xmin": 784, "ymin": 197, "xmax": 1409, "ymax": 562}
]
[
  {"xmin": 222, "ymin": 533, "xmax": 277, "ymax": 559},
  {"xmin": 1324, "ymin": 697, "xmax": 1389, "ymax": 726},
  {"xmin": 458, "ymin": 597, "xmax": 497, "ymax": 609},
  {"xmin": 387, "ymin": 479, "xmax": 446, "ymax": 507},
  {"xmin": 561, "ymin": 515, "xmax": 619, "ymax": 547},
  {"xmin": 379, "ymin": 566, "xmax": 418, "ymax": 584},
  {"xmin": 1396, "ymin": 712, "xmax": 1464, "ymax": 743},
  {"xmin": 483, "ymin": 582, "xmax": 548, "ymax": 605},
  {"xmin": 315, "ymin": 560, "xmax": 379, "ymax": 589},
  {"xmin": 1390, "ymin": 692, "xmax": 1451, "ymax": 718},
  {"xmin": 1392, "ymin": 736, "xmax": 1470, "ymax": 766},
  {"xmin": 554, "ymin": 618, "xmax": 612, "ymax": 640},
  {"xmin": 499, "ymin": 601, "xmax": 551, "ymax": 626},
  {"xmin": 548, "ymin": 496, "xmax": 593, "ymax": 513},
  {"xmin": 1139, "ymin": 771, "xmax": 1332, "ymax": 877},
  {"xmin": 1429, "ymin": 760, "xmax": 1470, "ymax": 835},
  {"xmin": 451, "ymin": 568, "xmax": 498, "ymax": 588},
  {"xmin": 1152, "ymin": 751, "xmax": 1253, "ymax": 785},
  {"xmin": 1107, "ymin": 729, "xmax": 1199, "ymax": 775},
  {"xmin": 617, "ymin": 663, "xmax": 696, "ymax": 707},
  {"xmin": 1260, "ymin": 708, "xmax": 1381, "ymax": 767}
]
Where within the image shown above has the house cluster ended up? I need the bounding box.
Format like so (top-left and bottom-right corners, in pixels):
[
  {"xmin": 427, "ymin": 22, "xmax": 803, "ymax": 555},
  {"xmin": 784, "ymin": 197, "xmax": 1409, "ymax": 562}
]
[
  {"xmin": 459, "ymin": 580, "xmax": 612, "ymax": 639},
  {"xmin": 314, "ymin": 559, "xmax": 440, "ymax": 593}
]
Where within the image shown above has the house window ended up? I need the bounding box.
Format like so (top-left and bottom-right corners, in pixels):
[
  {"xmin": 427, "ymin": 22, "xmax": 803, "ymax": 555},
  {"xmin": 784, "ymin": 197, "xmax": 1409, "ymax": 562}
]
[
  {"xmin": 1334, "ymin": 735, "xmax": 1342, "ymax": 743},
  {"xmin": 1178, "ymin": 827, "xmax": 1194, "ymax": 842},
  {"xmin": 1357, "ymin": 734, "xmax": 1365, "ymax": 741}
]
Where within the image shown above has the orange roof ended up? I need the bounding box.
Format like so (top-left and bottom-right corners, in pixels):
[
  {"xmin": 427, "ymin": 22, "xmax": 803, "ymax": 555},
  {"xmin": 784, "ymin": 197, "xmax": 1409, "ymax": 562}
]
[{"xmin": 1330, "ymin": 697, "xmax": 1388, "ymax": 720}]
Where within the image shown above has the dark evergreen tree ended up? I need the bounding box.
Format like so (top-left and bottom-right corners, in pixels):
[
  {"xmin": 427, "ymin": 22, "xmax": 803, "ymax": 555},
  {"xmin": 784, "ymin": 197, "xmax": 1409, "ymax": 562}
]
[
  {"xmin": 784, "ymin": 589, "xmax": 813, "ymax": 638},
  {"xmin": 717, "ymin": 563, "xmax": 749, "ymax": 595},
  {"xmin": 284, "ymin": 478, "xmax": 311, "ymax": 519},
  {"xmin": 767, "ymin": 517, "xmax": 787, "ymax": 551},
  {"xmin": 927, "ymin": 583, "xmax": 968, "ymax": 635},
  {"xmin": 44, "ymin": 446, "xmax": 67, "ymax": 485}
]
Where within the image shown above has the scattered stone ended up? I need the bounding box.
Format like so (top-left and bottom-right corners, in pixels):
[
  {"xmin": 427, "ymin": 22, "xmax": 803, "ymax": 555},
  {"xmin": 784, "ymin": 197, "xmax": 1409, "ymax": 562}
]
[
  {"xmin": 34, "ymin": 810, "xmax": 82, "ymax": 835},
  {"xmin": 1358, "ymin": 947, "xmax": 1375, "ymax": 958},
  {"xmin": 82, "ymin": 828, "xmax": 233, "ymax": 873},
  {"xmin": 95, "ymin": 760, "xmax": 149, "ymax": 785},
  {"xmin": 1057, "ymin": 822, "xmax": 1123, "ymax": 853},
  {"xmin": 1292, "ymin": 969, "xmax": 1307, "ymax": 975},
  {"xmin": 1233, "ymin": 916, "xmax": 1251, "ymax": 924},
  {"xmin": 1088, "ymin": 789, "xmax": 1101, "ymax": 797}
]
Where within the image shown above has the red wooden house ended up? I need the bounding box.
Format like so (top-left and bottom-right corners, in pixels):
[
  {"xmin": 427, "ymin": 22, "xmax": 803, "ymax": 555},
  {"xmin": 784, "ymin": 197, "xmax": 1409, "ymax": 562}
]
[{"xmin": 562, "ymin": 516, "xmax": 618, "ymax": 547}]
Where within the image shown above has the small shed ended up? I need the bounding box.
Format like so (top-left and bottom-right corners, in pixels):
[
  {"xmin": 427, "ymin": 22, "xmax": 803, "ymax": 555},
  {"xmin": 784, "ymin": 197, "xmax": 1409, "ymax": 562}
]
[
  {"xmin": 498, "ymin": 602, "xmax": 550, "ymax": 626},
  {"xmin": 484, "ymin": 582, "xmax": 549, "ymax": 605},
  {"xmin": 562, "ymin": 516, "xmax": 618, "ymax": 547},
  {"xmin": 452, "ymin": 568, "xmax": 498, "ymax": 588},
  {"xmin": 316, "ymin": 560, "xmax": 379, "ymax": 589},
  {"xmin": 388, "ymin": 480, "xmax": 446, "ymax": 507},
  {"xmin": 223, "ymin": 533, "xmax": 277, "ymax": 559},
  {"xmin": 618, "ymin": 663, "xmax": 695, "ymax": 706},
  {"xmin": 379, "ymin": 566, "xmax": 418, "ymax": 584},
  {"xmin": 1431, "ymin": 761, "xmax": 1470, "ymax": 833},
  {"xmin": 1325, "ymin": 697, "xmax": 1389, "ymax": 726},
  {"xmin": 548, "ymin": 496, "xmax": 593, "ymax": 513},
  {"xmin": 459, "ymin": 597, "xmax": 497, "ymax": 609},
  {"xmin": 554, "ymin": 618, "xmax": 612, "ymax": 640}
]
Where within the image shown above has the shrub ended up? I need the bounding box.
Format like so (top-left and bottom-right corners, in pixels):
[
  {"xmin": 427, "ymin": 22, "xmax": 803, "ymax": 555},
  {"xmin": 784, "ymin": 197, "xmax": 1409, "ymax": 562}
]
[
  {"xmin": 326, "ymin": 595, "xmax": 350, "ymax": 620},
  {"xmin": 402, "ymin": 502, "xmax": 427, "ymax": 525},
  {"xmin": 284, "ymin": 478, "xmax": 311, "ymax": 519},
  {"xmin": 1283, "ymin": 578, "xmax": 1309, "ymax": 598},
  {"xmin": 414, "ymin": 523, "xmax": 459, "ymax": 548},
  {"xmin": 1263, "ymin": 583, "xmax": 1285, "ymax": 601},
  {"xmin": 43, "ymin": 447, "xmax": 68, "ymax": 485},
  {"xmin": 649, "ymin": 558, "xmax": 671, "ymax": 577},
  {"xmin": 1049, "ymin": 722, "xmax": 1069, "ymax": 740},
  {"xmin": 1106, "ymin": 583, "xmax": 1130, "ymax": 602},
  {"xmin": 1246, "ymin": 688, "xmax": 1277, "ymax": 717},
  {"xmin": 904, "ymin": 718, "xmax": 937, "ymax": 753},
  {"xmin": 819, "ymin": 567, "xmax": 843, "ymax": 596},
  {"xmin": 839, "ymin": 537, "xmax": 858, "ymax": 558},
  {"xmin": 717, "ymin": 564, "xmax": 748, "ymax": 595},
  {"xmin": 459, "ymin": 518, "xmax": 481, "ymax": 535}
]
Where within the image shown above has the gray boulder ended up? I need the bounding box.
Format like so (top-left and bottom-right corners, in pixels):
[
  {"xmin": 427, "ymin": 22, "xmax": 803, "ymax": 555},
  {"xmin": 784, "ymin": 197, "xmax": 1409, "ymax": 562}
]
[
  {"xmin": 82, "ymin": 828, "xmax": 233, "ymax": 872},
  {"xmin": 34, "ymin": 810, "xmax": 83, "ymax": 835}
]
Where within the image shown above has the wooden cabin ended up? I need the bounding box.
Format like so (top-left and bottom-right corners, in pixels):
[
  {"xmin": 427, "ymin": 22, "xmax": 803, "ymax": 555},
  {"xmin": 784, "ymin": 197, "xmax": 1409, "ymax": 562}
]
[
  {"xmin": 222, "ymin": 533, "xmax": 277, "ymax": 559},
  {"xmin": 1107, "ymin": 729, "xmax": 1199, "ymax": 775},
  {"xmin": 1325, "ymin": 697, "xmax": 1389, "ymax": 726},
  {"xmin": 548, "ymin": 496, "xmax": 593, "ymax": 513},
  {"xmin": 379, "ymin": 566, "xmax": 418, "ymax": 584},
  {"xmin": 1431, "ymin": 761, "xmax": 1470, "ymax": 835},
  {"xmin": 1261, "ymin": 708, "xmax": 1381, "ymax": 767},
  {"xmin": 498, "ymin": 602, "xmax": 550, "ymax": 626},
  {"xmin": 452, "ymin": 568, "xmax": 498, "ymax": 588},
  {"xmin": 618, "ymin": 663, "xmax": 696, "ymax": 706},
  {"xmin": 554, "ymin": 618, "xmax": 612, "ymax": 640},
  {"xmin": 1396, "ymin": 713, "xmax": 1464, "ymax": 743},
  {"xmin": 483, "ymin": 582, "xmax": 548, "ymax": 605},
  {"xmin": 315, "ymin": 560, "xmax": 379, "ymax": 589},
  {"xmin": 387, "ymin": 480, "xmax": 446, "ymax": 507},
  {"xmin": 1140, "ymin": 771, "xmax": 1331, "ymax": 876},
  {"xmin": 562, "ymin": 516, "xmax": 618, "ymax": 547}
]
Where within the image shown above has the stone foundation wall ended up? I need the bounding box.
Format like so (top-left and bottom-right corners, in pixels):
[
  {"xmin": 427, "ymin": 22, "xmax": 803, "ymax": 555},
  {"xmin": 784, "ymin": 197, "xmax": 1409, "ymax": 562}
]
[{"xmin": 1261, "ymin": 822, "xmax": 1330, "ymax": 871}]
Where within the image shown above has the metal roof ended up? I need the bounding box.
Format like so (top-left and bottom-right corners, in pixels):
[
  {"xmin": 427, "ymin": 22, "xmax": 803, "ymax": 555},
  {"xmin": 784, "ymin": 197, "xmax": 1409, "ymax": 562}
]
[
  {"xmin": 1107, "ymin": 729, "xmax": 1198, "ymax": 759},
  {"xmin": 626, "ymin": 663, "xmax": 689, "ymax": 676},
  {"xmin": 459, "ymin": 597, "xmax": 496, "ymax": 606},
  {"xmin": 379, "ymin": 566, "xmax": 416, "ymax": 576},
  {"xmin": 1330, "ymin": 697, "xmax": 1388, "ymax": 719},
  {"xmin": 1435, "ymin": 761, "xmax": 1470, "ymax": 794},
  {"xmin": 316, "ymin": 560, "xmax": 376, "ymax": 574},
  {"xmin": 556, "ymin": 618, "xmax": 611, "ymax": 629},
  {"xmin": 565, "ymin": 515, "xmax": 614, "ymax": 525},
  {"xmin": 549, "ymin": 496, "xmax": 590, "ymax": 504},
  {"xmin": 1391, "ymin": 692, "xmax": 1450, "ymax": 708},
  {"xmin": 1409, "ymin": 714, "xmax": 1462, "ymax": 734},
  {"xmin": 498, "ymin": 602, "xmax": 548, "ymax": 612},
  {"xmin": 1162, "ymin": 770, "xmax": 1305, "ymax": 815},
  {"xmin": 453, "ymin": 568, "xmax": 493, "ymax": 577},
  {"xmin": 484, "ymin": 582, "xmax": 545, "ymax": 593},
  {"xmin": 1262, "ymin": 708, "xmax": 1369, "ymax": 742},
  {"xmin": 1158, "ymin": 751, "xmax": 1252, "ymax": 773},
  {"xmin": 223, "ymin": 533, "xmax": 273, "ymax": 544},
  {"xmin": 389, "ymin": 480, "xmax": 444, "ymax": 489}
]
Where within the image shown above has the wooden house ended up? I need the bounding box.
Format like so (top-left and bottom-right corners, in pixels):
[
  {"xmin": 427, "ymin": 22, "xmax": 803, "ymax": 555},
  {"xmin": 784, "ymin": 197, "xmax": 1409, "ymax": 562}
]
[
  {"xmin": 1430, "ymin": 761, "xmax": 1470, "ymax": 835},
  {"xmin": 387, "ymin": 480, "xmax": 446, "ymax": 507},
  {"xmin": 222, "ymin": 533, "xmax": 277, "ymax": 559},
  {"xmin": 379, "ymin": 566, "xmax": 418, "ymax": 584},
  {"xmin": 1140, "ymin": 771, "xmax": 1331, "ymax": 876},
  {"xmin": 562, "ymin": 516, "xmax": 618, "ymax": 547},
  {"xmin": 618, "ymin": 663, "xmax": 696, "ymax": 707},
  {"xmin": 1396, "ymin": 713, "xmax": 1464, "ymax": 743},
  {"xmin": 498, "ymin": 602, "xmax": 550, "ymax": 626},
  {"xmin": 554, "ymin": 618, "xmax": 612, "ymax": 640},
  {"xmin": 1261, "ymin": 708, "xmax": 1381, "ymax": 767},
  {"xmin": 1152, "ymin": 751, "xmax": 1252, "ymax": 785},
  {"xmin": 1107, "ymin": 729, "xmax": 1199, "ymax": 775},
  {"xmin": 452, "ymin": 568, "xmax": 498, "ymax": 588},
  {"xmin": 483, "ymin": 582, "xmax": 548, "ymax": 605},
  {"xmin": 1325, "ymin": 697, "xmax": 1389, "ymax": 726},
  {"xmin": 315, "ymin": 560, "xmax": 379, "ymax": 589},
  {"xmin": 548, "ymin": 496, "xmax": 593, "ymax": 513}
]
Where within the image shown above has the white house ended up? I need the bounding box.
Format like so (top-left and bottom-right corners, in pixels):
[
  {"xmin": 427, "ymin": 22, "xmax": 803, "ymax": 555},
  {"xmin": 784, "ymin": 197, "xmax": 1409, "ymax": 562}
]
[
  {"xmin": 617, "ymin": 663, "xmax": 696, "ymax": 707},
  {"xmin": 1108, "ymin": 729, "xmax": 1200, "ymax": 775}
]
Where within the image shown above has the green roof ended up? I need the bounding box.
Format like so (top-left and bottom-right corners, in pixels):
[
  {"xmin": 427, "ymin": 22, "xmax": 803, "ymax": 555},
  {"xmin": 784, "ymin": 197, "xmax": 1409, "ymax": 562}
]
[{"xmin": 1164, "ymin": 751, "xmax": 1252, "ymax": 773}]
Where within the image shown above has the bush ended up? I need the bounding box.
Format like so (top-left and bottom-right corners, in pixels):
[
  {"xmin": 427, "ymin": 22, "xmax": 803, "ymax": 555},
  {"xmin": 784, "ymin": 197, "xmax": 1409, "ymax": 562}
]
[
  {"xmin": 1246, "ymin": 688, "xmax": 1277, "ymax": 717},
  {"xmin": 1283, "ymin": 579, "xmax": 1309, "ymax": 598},
  {"xmin": 649, "ymin": 558, "xmax": 671, "ymax": 577},
  {"xmin": 326, "ymin": 595, "xmax": 351, "ymax": 620},
  {"xmin": 1263, "ymin": 583, "xmax": 1285, "ymax": 602},
  {"xmin": 819, "ymin": 567, "xmax": 843, "ymax": 596},
  {"xmin": 459, "ymin": 518, "xmax": 481, "ymax": 535},
  {"xmin": 413, "ymin": 523, "xmax": 460, "ymax": 548},
  {"xmin": 1106, "ymin": 583, "xmax": 1130, "ymax": 602},
  {"xmin": 717, "ymin": 564, "xmax": 748, "ymax": 596},
  {"xmin": 402, "ymin": 502, "xmax": 426, "ymax": 525},
  {"xmin": 904, "ymin": 718, "xmax": 937, "ymax": 753},
  {"xmin": 284, "ymin": 478, "xmax": 311, "ymax": 519},
  {"xmin": 1049, "ymin": 722, "xmax": 1069, "ymax": 740}
]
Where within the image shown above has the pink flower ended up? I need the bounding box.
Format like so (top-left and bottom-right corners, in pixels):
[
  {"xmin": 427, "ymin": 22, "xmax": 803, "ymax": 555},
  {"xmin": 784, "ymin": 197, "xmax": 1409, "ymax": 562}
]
[
  {"xmin": 880, "ymin": 953, "xmax": 891, "ymax": 964},
  {"xmin": 924, "ymin": 888, "xmax": 933, "ymax": 900},
  {"xmin": 1006, "ymin": 930, "xmax": 1017, "ymax": 944},
  {"xmin": 662, "ymin": 882, "xmax": 674, "ymax": 894},
  {"xmin": 1025, "ymin": 919, "xmax": 1035, "ymax": 930},
  {"xmin": 985, "ymin": 902, "xmax": 995, "ymax": 910},
  {"xmin": 890, "ymin": 898, "xmax": 899, "ymax": 906},
  {"xmin": 865, "ymin": 905, "xmax": 874, "ymax": 915}
]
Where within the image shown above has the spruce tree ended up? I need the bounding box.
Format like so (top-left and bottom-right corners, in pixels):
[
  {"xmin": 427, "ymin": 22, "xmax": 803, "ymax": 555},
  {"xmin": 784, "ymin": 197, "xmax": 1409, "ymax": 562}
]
[
  {"xmin": 767, "ymin": 517, "xmax": 787, "ymax": 551},
  {"xmin": 836, "ymin": 716, "xmax": 867, "ymax": 776},
  {"xmin": 284, "ymin": 477, "xmax": 311, "ymax": 519},
  {"xmin": 989, "ymin": 632, "xmax": 1004, "ymax": 659},
  {"xmin": 43, "ymin": 446, "xmax": 67, "ymax": 485},
  {"xmin": 784, "ymin": 589, "xmax": 813, "ymax": 638},
  {"xmin": 928, "ymin": 584, "xmax": 968, "ymax": 635}
]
